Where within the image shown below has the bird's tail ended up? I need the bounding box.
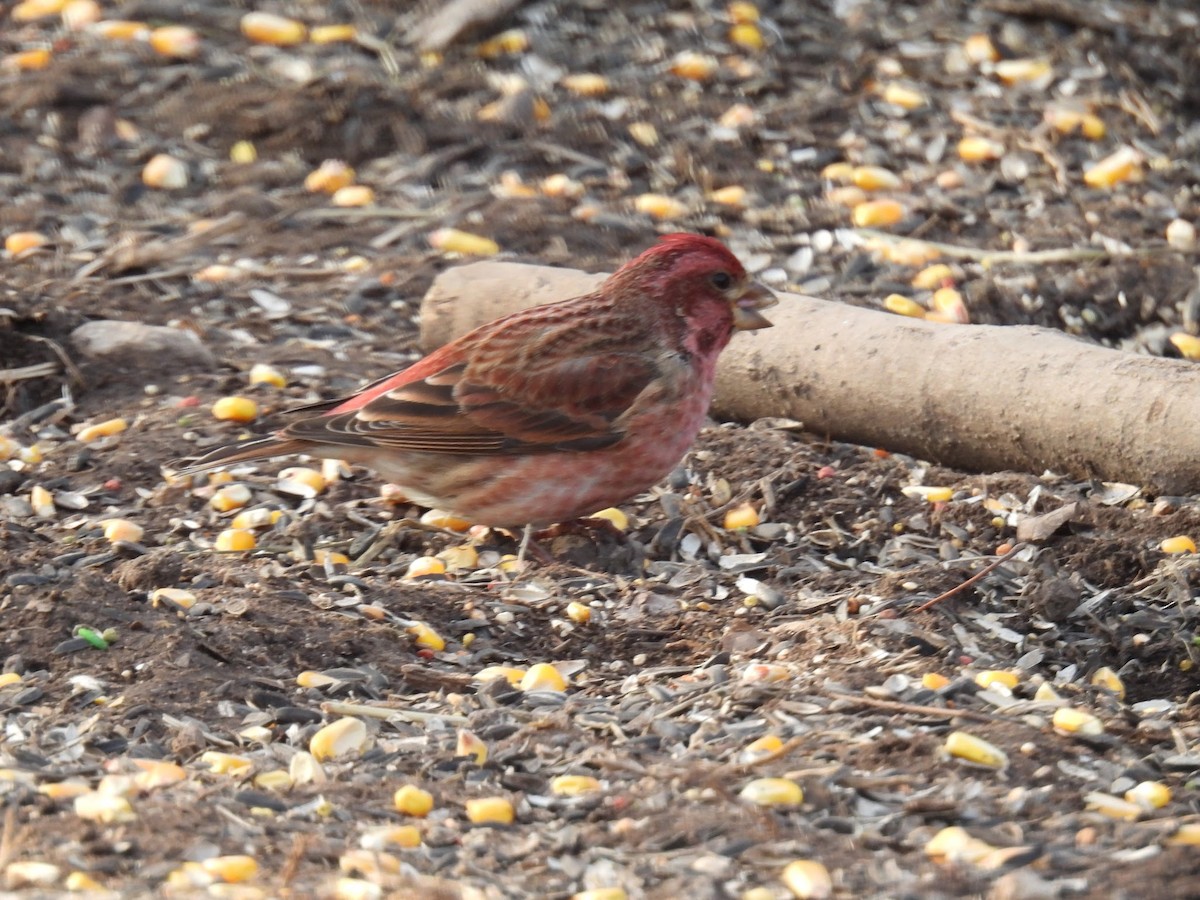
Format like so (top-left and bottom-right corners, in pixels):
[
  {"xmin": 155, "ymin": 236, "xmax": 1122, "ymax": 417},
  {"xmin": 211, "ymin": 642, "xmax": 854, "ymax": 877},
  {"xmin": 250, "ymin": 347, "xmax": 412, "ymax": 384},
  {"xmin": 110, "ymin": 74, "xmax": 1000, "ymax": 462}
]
[{"xmin": 173, "ymin": 436, "xmax": 310, "ymax": 474}]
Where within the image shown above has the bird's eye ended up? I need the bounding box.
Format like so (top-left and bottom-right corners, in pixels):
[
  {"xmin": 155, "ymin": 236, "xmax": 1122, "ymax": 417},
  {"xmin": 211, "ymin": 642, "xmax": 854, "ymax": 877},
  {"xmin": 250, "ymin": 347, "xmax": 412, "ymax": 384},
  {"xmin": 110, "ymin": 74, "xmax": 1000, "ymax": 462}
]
[{"xmin": 710, "ymin": 271, "xmax": 733, "ymax": 290}]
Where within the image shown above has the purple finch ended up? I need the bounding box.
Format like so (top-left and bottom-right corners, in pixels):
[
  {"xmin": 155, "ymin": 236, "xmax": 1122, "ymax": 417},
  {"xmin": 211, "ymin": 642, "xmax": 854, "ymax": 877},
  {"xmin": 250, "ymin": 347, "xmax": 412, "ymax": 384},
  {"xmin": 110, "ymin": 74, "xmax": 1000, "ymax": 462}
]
[{"xmin": 186, "ymin": 233, "xmax": 775, "ymax": 530}]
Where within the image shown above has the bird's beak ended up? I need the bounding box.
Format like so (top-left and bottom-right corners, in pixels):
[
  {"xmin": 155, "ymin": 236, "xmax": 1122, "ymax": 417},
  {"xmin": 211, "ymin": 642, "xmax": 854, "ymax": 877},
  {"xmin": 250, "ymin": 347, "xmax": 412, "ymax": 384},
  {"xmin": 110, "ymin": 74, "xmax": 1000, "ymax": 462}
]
[{"xmin": 731, "ymin": 280, "xmax": 777, "ymax": 331}]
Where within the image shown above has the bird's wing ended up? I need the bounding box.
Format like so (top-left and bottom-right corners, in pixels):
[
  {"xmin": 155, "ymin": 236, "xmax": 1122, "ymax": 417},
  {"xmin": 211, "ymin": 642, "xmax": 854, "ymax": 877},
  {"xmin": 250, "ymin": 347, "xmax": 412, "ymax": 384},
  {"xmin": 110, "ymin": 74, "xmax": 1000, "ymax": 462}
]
[{"xmin": 282, "ymin": 351, "xmax": 662, "ymax": 455}]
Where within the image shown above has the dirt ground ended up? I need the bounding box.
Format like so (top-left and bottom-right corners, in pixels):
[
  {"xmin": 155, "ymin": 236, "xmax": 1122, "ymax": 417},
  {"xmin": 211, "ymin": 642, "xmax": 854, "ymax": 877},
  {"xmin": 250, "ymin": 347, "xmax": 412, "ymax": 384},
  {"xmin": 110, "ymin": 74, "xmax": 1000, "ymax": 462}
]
[{"xmin": 3, "ymin": 0, "xmax": 1200, "ymax": 897}]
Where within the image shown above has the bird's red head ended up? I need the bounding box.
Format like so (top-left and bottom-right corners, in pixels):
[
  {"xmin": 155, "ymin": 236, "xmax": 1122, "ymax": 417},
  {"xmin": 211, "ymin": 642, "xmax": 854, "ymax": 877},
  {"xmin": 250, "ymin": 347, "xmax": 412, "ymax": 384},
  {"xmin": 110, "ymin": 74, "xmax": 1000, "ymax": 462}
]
[{"xmin": 606, "ymin": 234, "xmax": 776, "ymax": 356}]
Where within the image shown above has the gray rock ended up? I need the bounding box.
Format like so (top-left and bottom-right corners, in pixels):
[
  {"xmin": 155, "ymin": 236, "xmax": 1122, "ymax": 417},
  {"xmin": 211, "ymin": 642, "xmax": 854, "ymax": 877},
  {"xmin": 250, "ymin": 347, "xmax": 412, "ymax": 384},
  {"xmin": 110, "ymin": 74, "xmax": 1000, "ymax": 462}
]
[{"xmin": 71, "ymin": 320, "xmax": 214, "ymax": 369}]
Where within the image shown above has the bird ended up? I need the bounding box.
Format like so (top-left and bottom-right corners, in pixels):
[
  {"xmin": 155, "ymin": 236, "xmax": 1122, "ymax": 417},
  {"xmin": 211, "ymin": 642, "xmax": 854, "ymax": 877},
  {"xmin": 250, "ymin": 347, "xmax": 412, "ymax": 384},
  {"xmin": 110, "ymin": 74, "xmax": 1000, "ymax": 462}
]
[{"xmin": 182, "ymin": 233, "xmax": 776, "ymax": 558}]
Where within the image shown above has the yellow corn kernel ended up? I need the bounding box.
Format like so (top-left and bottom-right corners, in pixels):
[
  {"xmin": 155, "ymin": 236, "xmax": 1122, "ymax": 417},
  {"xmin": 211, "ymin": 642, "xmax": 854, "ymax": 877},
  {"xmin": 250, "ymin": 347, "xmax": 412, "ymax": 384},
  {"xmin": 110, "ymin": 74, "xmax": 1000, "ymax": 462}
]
[
  {"xmin": 1052, "ymin": 706, "xmax": 1103, "ymax": 736},
  {"xmin": 852, "ymin": 165, "xmax": 902, "ymax": 191},
  {"xmin": 521, "ymin": 663, "xmax": 568, "ymax": 692},
  {"xmin": 1091, "ymin": 666, "xmax": 1125, "ymax": 700},
  {"xmin": 91, "ymin": 20, "xmax": 150, "ymax": 40},
  {"xmin": 149, "ymin": 25, "xmax": 200, "ymax": 59},
  {"xmin": 18, "ymin": 443, "xmax": 42, "ymax": 464},
  {"xmin": 974, "ymin": 670, "xmax": 1019, "ymax": 691},
  {"xmin": 781, "ymin": 859, "xmax": 833, "ymax": 899},
  {"xmin": 738, "ymin": 734, "xmax": 783, "ymax": 764},
  {"xmin": 142, "ymin": 153, "xmax": 188, "ymax": 189},
  {"xmin": 634, "ymin": 193, "xmax": 688, "ymax": 220},
  {"xmin": 289, "ymin": 752, "xmax": 324, "ymax": 786},
  {"xmin": 5, "ymin": 231, "xmax": 48, "ymax": 254},
  {"xmin": 0, "ymin": 436, "xmax": 19, "ymax": 461},
  {"xmin": 911, "ymin": 264, "xmax": 954, "ymax": 290},
  {"xmin": 223, "ymin": 140, "xmax": 257, "ymax": 165},
  {"xmin": 419, "ymin": 508, "xmax": 473, "ymax": 531},
  {"xmin": 589, "ymin": 507, "xmax": 629, "ymax": 530},
  {"xmin": 1034, "ymin": 682, "xmax": 1062, "ymax": 703},
  {"xmin": 407, "ymin": 622, "xmax": 446, "ymax": 651},
  {"xmin": 1169, "ymin": 824, "xmax": 1200, "ymax": 846},
  {"xmin": 497, "ymin": 553, "xmax": 522, "ymax": 573},
  {"xmin": 710, "ymin": 185, "xmax": 748, "ymax": 207},
  {"xmin": 963, "ymin": 33, "xmax": 999, "ymax": 64},
  {"xmin": 241, "ymin": 12, "xmax": 307, "ymax": 45},
  {"xmin": 670, "ymin": 50, "xmax": 719, "ymax": 81},
  {"xmin": 724, "ymin": 501, "xmax": 760, "ymax": 530},
  {"xmin": 882, "ymin": 81, "xmax": 926, "ymax": 109},
  {"xmin": 1161, "ymin": 535, "xmax": 1196, "ymax": 554},
  {"xmin": 944, "ymin": 731, "xmax": 1008, "ymax": 769},
  {"xmin": 1085, "ymin": 791, "xmax": 1142, "ymax": 821},
  {"xmin": 1170, "ymin": 332, "xmax": 1200, "ymax": 359},
  {"xmin": 212, "ymin": 396, "xmax": 258, "ymax": 422},
  {"xmin": 30, "ymin": 485, "xmax": 55, "ymax": 518},
  {"xmin": 437, "ymin": 544, "xmax": 478, "ymax": 570},
  {"xmin": 310, "ymin": 24, "xmax": 357, "ymax": 44},
  {"xmin": 332, "ymin": 185, "xmax": 375, "ymax": 207},
  {"xmin": 565, "ymin": 601, "xmax": 591, "ymax": 624},
  {"xmin": 727, "ymin": 1, "xmax": 759, "ymax": 23},
  {"xmin": 1079, "ymin": 114, "xmax": 1106, "ymax": 140},
  {"xmin": 38, "ymin": 780, "xmax": 90, "ymax": 800},
  {"xmin": 404, "ymin": 557, "xmax": 447, "ymax": 579},
  {"xmin": 428, "ymin": 228, "xmax": 500, "ymax": 256},
  {"xmin": 61, "ymin": 0, "xmax": 98, "ymax": 27},
  {"xmin": 719, "ymin": 104, "xmax": 756, "ymax": 130},
  {"xmin": 230, "ymin": 508, "xmax": 282, "ymax": 530},
  {"xmin": 1083, "ymin": 146, "xmax": 1144, "ymax": 188},
  {"xmin": 957, "ymin": 136, "xmax": 1005, "ymax": 163},
  {"xmin": 4, "ymin": 861, "xmax": 61, "ymax": 888},
  {"xmin": 820, "ymin": 161, "xmax": 855, "ymax": 183},
  {"xmin": 0, "ymin": 672, "xmax": 21, "ymax": 689},
  {"xmin": 1126, "ymin": 781, "xmax": 1170, "ymax": 811},
  {"xmin": 925, "ymin": 826, "xmax": 993, "ymax": 863},
  {"xmin": 254, "ymin": 772, "xmax": 294, "ymax": 792},
  {"xmin": 360, "ymin": 825, "xmax": 422, "ymax": 850},
  {"xmin": 77, "ymin": 417, "xmax": 128, "ymax": 442},
  {"xmin": 101, "ymin": 518, "xmax": 144, "ymax": 544},
  {"xmin": 201, "ymin": 751, "xmax": 254, "ymax": 776},
  {"xmin": 922, "ymin": 672, "xmax": 950, "ymax": 690},
  {"xmin": 131, "ymin": 760, "xmax": 187, "ymax": 790},
  {"xmin": 561, "ymin": 73, "xmax": 609, "ymax": 96},
  {"xmin": 477, "ymin": 28, "xmax": 528, "ymax": 57},
  {"xmin": 741, "ymin": 663, "xmax": 791, "ymax": 683},
  {"xmin": 193, "ymin": 263, "xmax": 244, "ymax": 283},
  {"xmin": 1166, "ymin": 219, "xmax": 1197, "ymax": 251},
  {"xmin": 995, "ymin": 58, "xmax": 1052, "ymax": 84},
  {"xmin": 310, "ymin": 717, "xmax": 369, "ymax": 761},
  {"xmin": 200, "ymin": 856, "xmax": 258, "ymax": 884},
  {"xmin": 12, "ymin": 0, "xmax": 66, "ymax": 20},
  {"xmin": 305, "ymin": 159, "xmax": 355, "ymax": 194},
  {"xmin": 852, "ymin": 199, "xmax": 905, "ymax": 228},
  {"xmin": 550, "ymin": 775, "xmax": 602, "ymax": 796},
  {"xmin": 456, "ymin": 729, "xmax": 488, "ymax": 765},
  {"xmin": 210, "ymin": 484, "xmax": 252, "ymax": 512},
  {"xmin": 739, "ymin": 777, "xmax": 803, "ymax": 806},
  {"xmin": 1044, "ymin": 106, "xmax": 1084, "ymax": 134},
  {"xmin": 246, "ymin": 363, "xmax": 285, "ymax": 388},
  {"xmin": 278, "ymin": 466, "xmax": 326, "ymax": 494},
  {"xmin": 393, "ymin": 785, "xmax": 434, "ymax": 817},
  {"xmin": 901, "ymin": 485, "xmax": 953, "ymax": 502},
  {"xmin": 628, "ymin": 121, "xmax": 659, "ymax": 147},
  {"xmin": 65, "ymin": 871, "xmax": 106, "ymax": 891},
  {"xmin": 465, "ymin": 796, "xmax": 514, "ymax": 825},
  {"xmin": 474, "ymin": 666, "xmax": 526, "ymax": 685},
  {"xmin": 930, "ymin": 287, "xmax": 969, "ymax": 324},
  {"xmin": 214, "ymin": 528, "xmax": 256, "ymax": 552},
  {"xmin": 540, "ymin": 173, "xmax": 584, "ymax": 198},
  {"xmin": 74, "ymin": 792, "xmax": 135, "ymax": 823},
  {"xmin": 571, "ymin": 891, "xmax": 627, "ymax": 900},
  {"xmin": 729, "ymin": 23, "xmax": 764, "ymax": 51},
  {"xmin": 335, "ymin": 877, "xmax": 383, "ymax": 900}
]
